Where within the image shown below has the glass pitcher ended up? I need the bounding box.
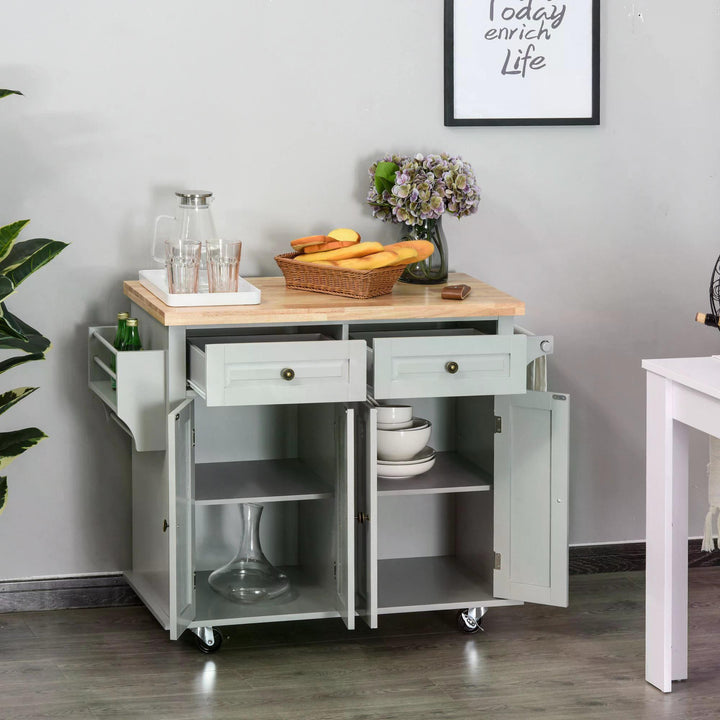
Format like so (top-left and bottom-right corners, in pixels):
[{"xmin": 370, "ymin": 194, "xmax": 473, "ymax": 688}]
[{"xmin": 152, "ymin": 190, "xmax": 218, "ymax": 292}]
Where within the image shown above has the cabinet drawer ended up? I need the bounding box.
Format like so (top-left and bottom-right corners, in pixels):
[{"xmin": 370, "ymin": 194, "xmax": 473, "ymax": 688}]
[
  {"xmin": 368, "ymin": 334, "xmax": 527, "ymax": 399},
  {"xmin": 188, "ymin": 336, "xmax": 367, "ymax": 406}
]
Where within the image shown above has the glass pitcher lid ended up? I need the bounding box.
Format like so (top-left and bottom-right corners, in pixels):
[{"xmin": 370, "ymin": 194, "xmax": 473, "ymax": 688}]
[{"xmin": 176, "ymin": 190, "xmax": 213, "ymax": 207}]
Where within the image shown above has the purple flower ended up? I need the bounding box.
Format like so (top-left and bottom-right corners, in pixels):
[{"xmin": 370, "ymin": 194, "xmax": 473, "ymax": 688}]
[{"xmin": 367, "ymin": 152, "xmax": 480, "ymax": 226}]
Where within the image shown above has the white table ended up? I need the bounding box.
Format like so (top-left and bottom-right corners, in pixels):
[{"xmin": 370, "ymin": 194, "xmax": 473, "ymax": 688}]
[{"xmin": 642, "ymin": 356, "xmax": 720, "ymax": 692}]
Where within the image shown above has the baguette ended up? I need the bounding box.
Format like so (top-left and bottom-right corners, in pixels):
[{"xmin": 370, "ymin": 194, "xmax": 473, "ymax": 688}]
[
  {"xmin": 294, "ymin": 241, "xmax": 383, "ymax": 263},
  {"xmin": 382, "ymin": 240, "xmax": 434, "ymax": 262},
  {"xmin": 290, "ymin": 234, "xmax": 332, "ymax": 251},
  {"xmin": 385, "ymin": 246, "xmax": 419, "ymax": 266},
  {"xmin": 335, "ymin": 250, "xmax": 403, "ymax": 270},
  {"xmin": 301, "ymin": 239, "xmax": 357, "ymax": 254}
]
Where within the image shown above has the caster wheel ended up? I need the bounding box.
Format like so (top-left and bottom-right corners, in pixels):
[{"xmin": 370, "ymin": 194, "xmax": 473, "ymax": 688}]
[
  {"xmin": 196, "ymin": 628, "xmax": 223, "ymax": 653},
  {"xmin": 456, "ymin": 609, "xmax": 481, "ymax": 634}
]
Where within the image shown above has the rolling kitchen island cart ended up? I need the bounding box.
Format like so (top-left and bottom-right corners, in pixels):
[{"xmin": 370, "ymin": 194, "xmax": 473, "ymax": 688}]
[{"xmin": 88, "ymin": 273, "xmax": 569, "ymax": 652}]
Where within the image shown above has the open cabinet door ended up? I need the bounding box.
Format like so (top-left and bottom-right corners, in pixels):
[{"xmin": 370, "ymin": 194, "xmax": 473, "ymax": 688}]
[
  {"xmin": 494, "ymin": 391, "xmax": 569, "ymax": 607},
  {"xmin": 168, "ymin": 398, "xmax": 196, "ymax": 639},
  {"xmin": 335, "ymin": 405, "xmax": 356, "ymax": 629},
  {"xmin": 355, "ymin": 402, "xmax": 378, "ymax": 628}
]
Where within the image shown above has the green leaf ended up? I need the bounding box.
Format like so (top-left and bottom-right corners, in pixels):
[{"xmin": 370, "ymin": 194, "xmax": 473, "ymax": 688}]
[
  {"xmin": 0, "ymin": 238, "xmax": 68, "ymax": 289},
  {"xmin": 0, "ymin": 387, "xmax": 37, "ymax": 417},
  {"xmin": 374, "ymin": 161, "xmax": 399, "ymax": 195},
  {"xmin": 0, "ymin": 90, "xmax": 22, "ymax": 99},
  {"xmin": 0, "ymin": 353, "xmax": 45, "ymax": 375},
  {"xmin": 0, "ymin": 304, "xmax": 27, "ymax": 342},
  {"xmin": 0, "ymin": 220, "xmax": 29, "ymax": 264},
  {"xmin": 0, "ymin": 276, "xmax": 15, "ymax": 303},
  {"xmin": 0, "ymin": 308, "xmax": 51, "ymax": 353},
  {"xmin": 0, "ymin": 476, "xmax": 6, "ymax": 515},
  {"xmin": 0, "ymin": 428, "xmax": 46, "ymax": 471}
]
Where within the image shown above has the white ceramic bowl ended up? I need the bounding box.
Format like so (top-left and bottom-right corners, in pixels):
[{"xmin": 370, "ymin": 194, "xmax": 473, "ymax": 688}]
[
  {"xmin": 377, "ymin": 454, "xmax": 436, "ymax": 479},
  {"xmin": 376, "ymin": 446, "xmax": 435, "ymax": 465},
  {"xmin": 377, "ymin": 418, "xmax": 432, "ymax": 461},
  {"xmin": 376, "ymin": 405, "xmax": 413, "ymax": 426},
  {"xmin": 377, "ymin": 419, "xmax": 414, "ymax": 430}
]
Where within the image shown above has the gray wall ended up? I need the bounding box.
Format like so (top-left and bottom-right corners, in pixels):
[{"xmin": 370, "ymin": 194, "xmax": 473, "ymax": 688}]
[{"xmin": 1, "ymin": 0, "xmax": 718, "ymax": 580}]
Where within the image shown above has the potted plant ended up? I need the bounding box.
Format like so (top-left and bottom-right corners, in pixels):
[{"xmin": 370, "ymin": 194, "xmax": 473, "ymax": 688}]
[
  {"xmin": 0, "ymin": 89, "xmax": 68, "ymax": 514},
  {"xmin": 367, "ymin": 153, "xmax": 480, "ymax": 284}
]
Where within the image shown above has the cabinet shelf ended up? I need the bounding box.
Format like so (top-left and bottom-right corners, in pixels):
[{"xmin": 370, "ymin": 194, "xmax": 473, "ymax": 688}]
[
  {"xmin": 376, "ymin": 556, "xmax": 520, "ymax": 613},
  {"xmin": 195, "ymin": 459, "xmax": 333, "ymax": 505},
  {"xmin": 191, "ymin": 568, "xmax": 339, "ymax": 625},
  {"xmin": 377, "ymin": 452, "xmax": 491, "ymax": 496}
]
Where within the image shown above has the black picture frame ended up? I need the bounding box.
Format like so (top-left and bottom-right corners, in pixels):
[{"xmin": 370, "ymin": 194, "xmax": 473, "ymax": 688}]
[{"xmin": 444, "ymin": 0, "xmax": 600, "ymax": 126}]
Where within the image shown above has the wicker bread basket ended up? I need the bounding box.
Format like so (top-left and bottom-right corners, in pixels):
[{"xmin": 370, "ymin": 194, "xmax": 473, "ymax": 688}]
[{"xmin": 275, "ymin": 252, "xmax": 405, "ymax": 299}]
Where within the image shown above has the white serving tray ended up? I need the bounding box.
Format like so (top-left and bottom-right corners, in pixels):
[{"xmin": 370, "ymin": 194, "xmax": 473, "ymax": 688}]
[{"xmin": 139, "ymin": 269, "xmax": 261, "ymax": 307}]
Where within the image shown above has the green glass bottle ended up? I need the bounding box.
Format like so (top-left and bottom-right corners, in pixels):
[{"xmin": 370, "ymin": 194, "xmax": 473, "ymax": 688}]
[
  {"xmin": 121, "ymin": 318, "xmax": 142, "ymax": 352},
  {"xmin": 111, "ymin": 312, "xmax": 129, "ymax": 390}
]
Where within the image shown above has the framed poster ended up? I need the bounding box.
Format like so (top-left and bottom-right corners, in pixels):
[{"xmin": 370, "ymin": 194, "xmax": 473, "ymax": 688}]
[{"xmin": 444, "ymin": 0, "xmax": 600, "ymax": 126}]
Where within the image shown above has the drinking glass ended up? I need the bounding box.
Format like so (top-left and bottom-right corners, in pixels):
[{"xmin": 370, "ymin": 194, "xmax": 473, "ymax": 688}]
[
  {"xmin": 165, "ymin": 240, "xmax": 201, "ymax": 294},
  {"xmin": 207, "ymin": 240, "xmax": 242, "ymax": 293}
]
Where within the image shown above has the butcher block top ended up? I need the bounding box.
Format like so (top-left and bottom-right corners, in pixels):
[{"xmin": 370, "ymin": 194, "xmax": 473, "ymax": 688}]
[{"xmin": 123, "ymin": 273, "xmax": 525, "ymax": 327}]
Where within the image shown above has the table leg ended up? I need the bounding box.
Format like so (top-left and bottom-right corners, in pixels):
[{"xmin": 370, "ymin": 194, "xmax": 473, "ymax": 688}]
[{"xmin": 645, "ymin": 372, "xmax": 689, "ymax": 692}]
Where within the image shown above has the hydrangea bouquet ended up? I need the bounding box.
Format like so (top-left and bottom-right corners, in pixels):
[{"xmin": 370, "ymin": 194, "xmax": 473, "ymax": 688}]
[{"xmin": 367, "ymin": 153, "xmax": 480, "ymax": 283}]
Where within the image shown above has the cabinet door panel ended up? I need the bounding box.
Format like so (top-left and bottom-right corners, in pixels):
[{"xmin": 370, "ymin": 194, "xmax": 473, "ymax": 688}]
[
  {"xmin": 168, "ymin": 398, "xmax": 196, "ymax": 639},
  {"xmin": 335, "ymin": 405, "xmax": 355, "ymax": 629},
  {"xmin": 494, "ymin": 391, "xmax": 569, "ymax": 607},
  {"xmin": 355, "ymin": 403, "xmax": 378, "ymax": 628}
]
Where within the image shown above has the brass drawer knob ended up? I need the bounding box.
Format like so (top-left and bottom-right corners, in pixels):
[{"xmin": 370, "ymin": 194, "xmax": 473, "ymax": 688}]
[
  {"xmin": 281, "ymin": 367, "xmax": 295, "ymax": 381},
  {"xmin": 445, "ymin": 361, "xmax": 459, "ymax": 374}
]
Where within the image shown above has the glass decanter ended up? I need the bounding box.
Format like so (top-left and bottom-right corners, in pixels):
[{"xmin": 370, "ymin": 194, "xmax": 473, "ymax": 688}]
[{"xmin": 208, "ymin": 503, "xmax": 290, "ymax": 603}]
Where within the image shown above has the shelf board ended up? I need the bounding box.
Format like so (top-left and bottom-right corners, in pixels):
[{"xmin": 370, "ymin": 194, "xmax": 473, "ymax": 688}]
[
  {"xmin": 195, "ymin": 459, "xmax": 333, "ymax": 505},
  {"xmin": 192, "ymin": 567, "xmax": 340, "ymax": 625},
  {"xmin": 376, "ymin": 556, "xmax": 520, "ymax": 613},
  {"xmin": 377, "ymin": 452, "xmax": 492, "ymax": 496},
  {"xmin": 89, "ymin": 380, "xmax": 118, "ymax": 414}
]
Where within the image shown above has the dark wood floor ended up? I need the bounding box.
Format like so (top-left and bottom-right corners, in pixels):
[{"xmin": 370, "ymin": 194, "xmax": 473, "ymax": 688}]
[{"xmin": 1, "ymin": 570, "xmax": 718, "ymax": 719}]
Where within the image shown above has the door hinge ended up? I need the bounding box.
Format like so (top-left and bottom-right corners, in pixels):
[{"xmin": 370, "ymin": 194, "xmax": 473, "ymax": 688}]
[
  {"xmin": 494, "ymin": 416, "xmax": 502, "ymax": 433},
  {"xmin": 193, "ymin": 571, "xmax": 197, "ymax": 589},
  {"xmin": 192, "ymin": 428, "xmax": 196, "ymax": 447},
  {"xmin": 333, "ymin": 562, "xmax": 337, "ymax": 580},
  {"xmin": 494, "ymin": 552, "xmax": 502, "ymax": 570},
  {"xmin": 355, "ymin": 512, "xmax": 370, "ymax": 524}
]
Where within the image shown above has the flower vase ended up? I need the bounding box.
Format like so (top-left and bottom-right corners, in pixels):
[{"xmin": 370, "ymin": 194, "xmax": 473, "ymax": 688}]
[
  {"xmin": 399, "ymin": 217, "xmax": 448, "ymax": 284},
  {"xmin": 208, "ymin": 503, "xmax": 290, "ymax": 603}
]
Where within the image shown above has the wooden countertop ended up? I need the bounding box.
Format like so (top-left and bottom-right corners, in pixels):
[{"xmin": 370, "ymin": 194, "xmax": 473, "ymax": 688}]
[{"xmin": 123, "ymin": 273, "xmax": 525, "ymax": 327}]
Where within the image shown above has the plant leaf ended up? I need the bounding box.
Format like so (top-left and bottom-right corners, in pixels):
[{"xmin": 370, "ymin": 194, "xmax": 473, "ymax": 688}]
[
  {"xmin": 0, "ymin": 428, "xmax": 46, "ymax": 471},
  {"xmin": 0, "ymin": 220, "xmax": 29, "ymax": 264},
  {"xmin": 0, "ymin": 387, "xmax": 38, "ymax": 417},
  {"xmin": 0, "ymin": 476, "xmax": 6, "ymax": 515},
  {"xmin": 0, "ymin": 90, "xmax": 22, "ymax": 99},
  {"xmin": 0, "ymin": 276, "xmax": 15, "ymax": 303},
  {"xmin": 0, "ymin": 305, "xmax": 27, "ymax": 342},
  {"xmin": 0, "ymin": 353, "xmax": 45, "ymax": 375},
  {"xmin": 374, "ymin": 161, "xmax": 399, "ymax": 195},
  {"xmin": 0, "ymin": 308, "xmax": 51, "ymax": 353},
  {"xmin": 0, "ymin": 238, "xmax": 68, "ymax": 289}
]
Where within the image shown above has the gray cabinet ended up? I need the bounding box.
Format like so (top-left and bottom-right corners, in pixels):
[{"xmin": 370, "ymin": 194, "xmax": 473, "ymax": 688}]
[{"xmin": 88, "ymin": 279, "xmax": 569, "ymax": 649}]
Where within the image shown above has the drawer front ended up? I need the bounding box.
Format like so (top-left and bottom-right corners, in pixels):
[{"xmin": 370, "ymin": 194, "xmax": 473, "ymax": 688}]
[
  {"xmin": 371, "ymin": 334, "xmax": 527, "ymax": 399},
  {"xmin": 201, "ymin": 340, "xmax": 366, "ymax": 406}
]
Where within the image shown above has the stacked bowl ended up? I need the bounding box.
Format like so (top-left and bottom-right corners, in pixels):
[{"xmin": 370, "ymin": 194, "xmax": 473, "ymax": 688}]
[{"xmin": 376, "ymin": 405, "xmax": 436, "ymax": 479}]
